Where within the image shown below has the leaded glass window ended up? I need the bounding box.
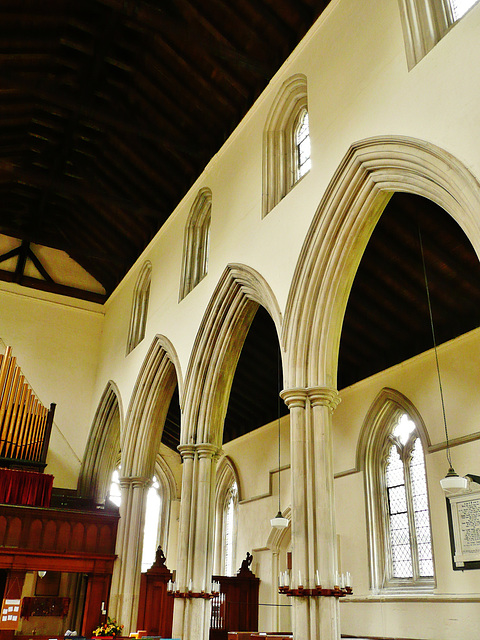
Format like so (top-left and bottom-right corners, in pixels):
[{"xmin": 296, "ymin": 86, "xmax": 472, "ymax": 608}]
[
  {"xmin": 294, "ymin": 110, "xmax": 311, "ymax": 181},
  {"xmin": 383, "ymin": 414, "xmax": 434, "ymax": 586}
]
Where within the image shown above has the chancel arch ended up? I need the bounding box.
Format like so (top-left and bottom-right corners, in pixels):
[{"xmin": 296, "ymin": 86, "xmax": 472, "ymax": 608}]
[{"xmin": 78, "ymin": 381, "xmax": 123, "ymax": 502}]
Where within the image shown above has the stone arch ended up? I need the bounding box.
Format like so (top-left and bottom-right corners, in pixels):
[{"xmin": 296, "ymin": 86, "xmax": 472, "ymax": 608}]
[
  {"xmin": 284, "ymin": 136, "xmax": 480, "ymax": 390},
  {"xmin": 182, "ymin": 263, "xmax": 283, "ymax": 447},
  {"xmin": 122, "ymin": 334, "xmax": 183, "ymax": 477},
  {"xmin": 78, "ymin": 381, "xmax": 123, "ymax": 501}
]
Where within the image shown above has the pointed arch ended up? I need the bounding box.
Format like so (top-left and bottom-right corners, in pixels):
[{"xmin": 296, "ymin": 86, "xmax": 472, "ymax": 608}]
[
  {"xmin": 283, "ymin": 136, "xmax": 480, "ymax": 390},
  {"xmin": 360, "ymin": 388, "xmax": 434, "ymax": 590},
  {"xmin": 123, "ymin": 335, "xmax": 184, "ymax": 477},
  {"xmin": 183, "ymin": 263, "xmax": 283, "ymax": 447},
  {"xmin": 78, "ymin": 381, "xmax": 123, "ymax": 501},
  {"xmin": 356, "ymin": 387, "xmax": 431, "ymax": 472}
]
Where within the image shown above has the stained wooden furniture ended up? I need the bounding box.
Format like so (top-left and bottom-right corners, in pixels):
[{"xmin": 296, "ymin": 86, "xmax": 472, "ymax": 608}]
[
  {"xmin": 0, "ymin": 347, "xmax": 55, "ymax": 470},
  {"xmin": 137, "ymin": 547, "xmax": 174, "ymax": 639},
  {"xmin": 210, "ymin": 562, "xmax": 260, "ymax": 640},
  {"xmin": 0, "ymin": 502, "xmax": 119, "ymax": 639}
]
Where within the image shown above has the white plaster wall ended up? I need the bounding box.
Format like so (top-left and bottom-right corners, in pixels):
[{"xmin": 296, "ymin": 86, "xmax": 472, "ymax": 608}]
[
  {"xmin": 334, "ymin": 329, "xmax": 480, "ymax": 639},
  {"xmin": 0, "ymin": 282, "xmax": 104, "ymax": 488}
]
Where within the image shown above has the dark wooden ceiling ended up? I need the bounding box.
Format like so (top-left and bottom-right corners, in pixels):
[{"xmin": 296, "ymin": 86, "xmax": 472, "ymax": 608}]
[
  {"xmin": 1, "ymin": 3, "xmax": 478, "ymax": 450},
  {"xmin": 0, "ymin": 0, "xmax": 330, "ymax": 301}
]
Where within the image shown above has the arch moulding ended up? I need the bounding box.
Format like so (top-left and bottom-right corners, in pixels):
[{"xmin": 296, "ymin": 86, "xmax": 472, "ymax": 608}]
[
  {"xmin": 78, "ymin": 380, "xmax": 123, "ymax": 501},
  {"xmin": 283, "ymin": 136, "xmax": 480, "ymax": 391},
  {"xmin": 122, "ymin": 334, "xmax": 184, "ymax": 478},
  {"xmin": 182, "ymin": 263, "xmax": 283, "ymax": 447}
]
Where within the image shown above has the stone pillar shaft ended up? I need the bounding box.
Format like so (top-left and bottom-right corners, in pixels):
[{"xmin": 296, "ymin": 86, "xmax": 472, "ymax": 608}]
[
  {"xmin": 172, "ymin": 443, "xmax": 221, "ymax": 640},
  {"xmin": 281, "ymin": 386, "xmax": 341, "ymax": 640},
  {"xmin": 109, "ymin": 476, "xmax": 151, "ymax": 634}
]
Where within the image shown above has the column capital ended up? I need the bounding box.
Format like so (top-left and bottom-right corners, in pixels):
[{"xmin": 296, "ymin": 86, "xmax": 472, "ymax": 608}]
[
  {"xmin": 281, "ymin": 386, "xmax": 340, "ymax": 412},
  {"xmin": 177, "ymin": 443, "xmax": 196, "ymax": 460},
  {"xmin": 196, "ymin": 442, "xmax": 222, "ymax": 460},
  {"xmin": 119, "ymin": 475, "xmax": 151, "ymax": 490},
  {"xmin": 308, "ymin": 386, "xmax": 341, "ymax": 411},
  {"xmin": 280, "ymin": 388, "xmax": 308, "ymax": 409}
]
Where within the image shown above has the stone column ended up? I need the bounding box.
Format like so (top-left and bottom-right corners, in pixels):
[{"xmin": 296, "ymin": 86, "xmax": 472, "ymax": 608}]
[
  {"xmin": 172, "ymin": 443, "xmax": 221, "ymax": 640},
  {"xmin": 109, "ymin": 475, "xmax": 151, "ymax": 634},
  {"xmin": 281, "ymin": 386, "xmax": 341, "ymax": 640}
]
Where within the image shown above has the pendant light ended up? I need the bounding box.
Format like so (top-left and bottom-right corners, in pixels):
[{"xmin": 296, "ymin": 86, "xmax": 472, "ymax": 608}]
[
  {"xmin": 271, "ymin": 346, "xmax": 289, "ymax": 529},
  {"xmin": 419, "ymin": 228, "xmax": 468, "ymax": 495}
]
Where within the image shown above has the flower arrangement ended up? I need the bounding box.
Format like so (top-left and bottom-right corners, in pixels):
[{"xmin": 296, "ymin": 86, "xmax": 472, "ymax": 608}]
[{"xmin": 92, "ymin": 618, "xmax": 124, "ymax": 637}]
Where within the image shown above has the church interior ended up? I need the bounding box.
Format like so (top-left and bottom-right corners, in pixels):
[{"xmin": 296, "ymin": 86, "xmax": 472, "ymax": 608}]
[{"xmin": 1, "ymin": 1, "xmax": 480, "ymax": 639}]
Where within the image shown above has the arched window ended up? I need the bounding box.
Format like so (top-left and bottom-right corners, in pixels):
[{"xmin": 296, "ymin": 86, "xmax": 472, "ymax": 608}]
[
  {"xmin": 262, "ymin": 74, "xmax": 309, "ymax": 216},
  {"xmin": 126, "ymin": 261, "xmax": 151, "ymax": 354},
  {"xmin": 362, "ymin": 390, "xmax": 435, "ymax": 590},
  {"xmin": 398, "ymin": 0, "xmax": 479, "ymax": 69},
  {"xmin": 179, "ymin": 188, "xmax": 212, "ymax": 300},
  {"xmin": 294, "ymin": 109, "xmax": 311, "ymax": 182},
  {"xmin": 213, "ymin": 457, "xmax": 239, "ymax": 576},
  {"xmin": 223, "ymin": 481, "xmax": 238, "ymax": 576}
]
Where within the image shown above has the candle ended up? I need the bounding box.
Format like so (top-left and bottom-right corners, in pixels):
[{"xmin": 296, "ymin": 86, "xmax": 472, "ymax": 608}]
[
  {"xmin": 284, "ymin": 571, "xmax": 289, "ymax": 587},
  {"xmin": 345, "ymin": 572, "xmax": 351, "ymax": 587},
  {"xmin": 189, "ymin": 579, "xmax": 193, "ymax": 592},
  {"xmin": 341, "ymin": 573, "xmax": 345, "ymax": 589},
  {"xmin": 335, "ymin": 571, "xmax": 340, "ymax": 587},
  {"xmin": 298, "ymin": 570, "xmax": 302, "ymax": 587}
]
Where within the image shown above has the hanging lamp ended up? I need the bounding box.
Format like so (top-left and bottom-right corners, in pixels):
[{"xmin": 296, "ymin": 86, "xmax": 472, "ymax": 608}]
[
  {"xmin": 271, "ymin": 346, "xmax": 289, "ymax": 529},
  {"xmin": 419, "ymin": 228, "xmax": 468, "ymax": 495}
]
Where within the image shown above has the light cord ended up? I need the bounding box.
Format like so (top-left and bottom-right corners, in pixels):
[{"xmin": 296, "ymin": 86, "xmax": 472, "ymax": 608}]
[{"xmin": 418, "ymin": 228, "xmax": 453, "ymax": 468}]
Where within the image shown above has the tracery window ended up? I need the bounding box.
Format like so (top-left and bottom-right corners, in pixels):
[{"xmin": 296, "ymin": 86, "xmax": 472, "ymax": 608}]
[
  {"xmin": 384, "ymin": 415, "xmax": 434, "ymax": 581},
  {"xmin": 126, "ymin": 261, "xmax": 151, "ymax": 354},
  {"xmin": 179, "ymin": 188, "xmax": 212, "ymax": 300},
  {"xmin": 363, "ymin": 392, "xmax": 435, "ymax": 591},
  {"xmin": 262, "ymin": 74, "xmax": 309, "ymax": 216}
]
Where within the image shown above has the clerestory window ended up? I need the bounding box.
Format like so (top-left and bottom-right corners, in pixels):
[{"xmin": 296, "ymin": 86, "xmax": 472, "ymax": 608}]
[
  {"xmin": 179, "ymin": 188, "xmax": 212, "ymax": 300},
  {"xmin": 262, "ymin": 74, "xmax": 309, "ymax": 216},
  {"xmin": 398, "ymin": 0, "xmax": 479, "ymax": 69},
  {"xmin": 126, "ymin": 261, "xmax": 151, "ymax": 355}
]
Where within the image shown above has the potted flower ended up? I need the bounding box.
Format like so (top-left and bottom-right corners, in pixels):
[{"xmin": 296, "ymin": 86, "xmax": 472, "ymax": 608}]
[{"xmin": 92, "ymin": 618, "xmax": 124, "ymax": 638}]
